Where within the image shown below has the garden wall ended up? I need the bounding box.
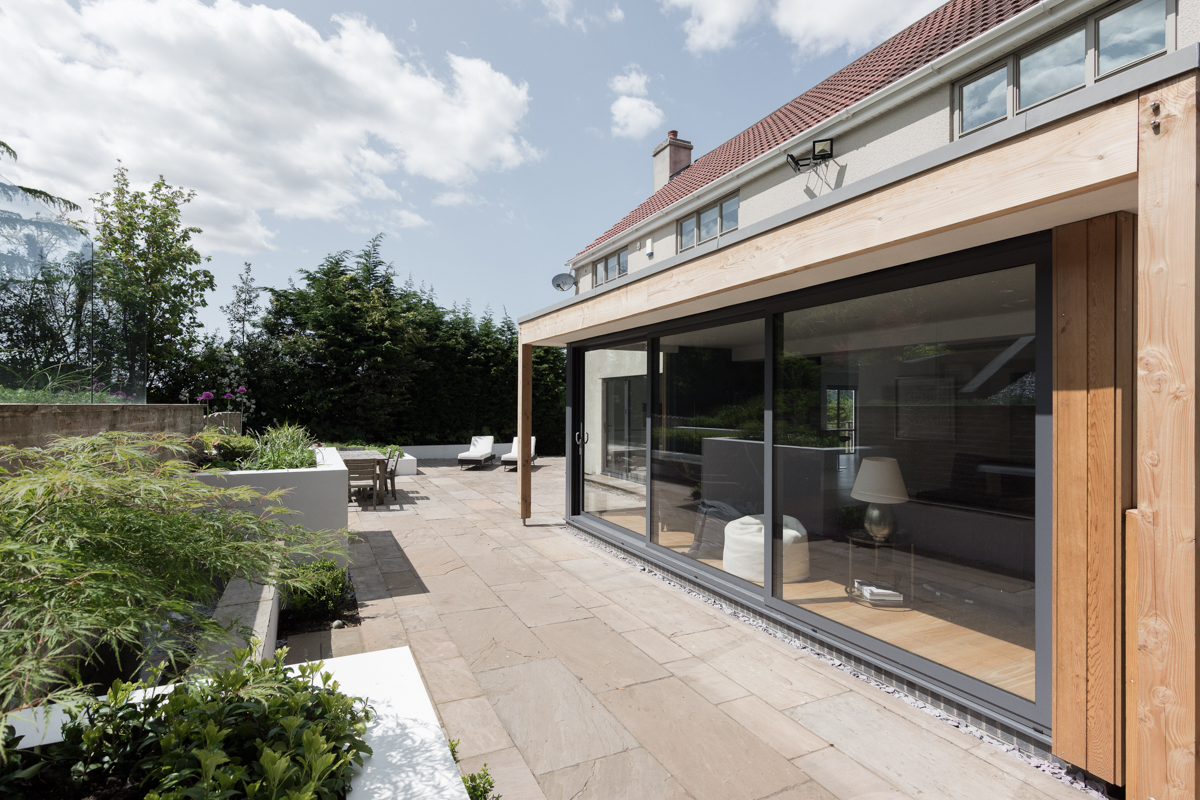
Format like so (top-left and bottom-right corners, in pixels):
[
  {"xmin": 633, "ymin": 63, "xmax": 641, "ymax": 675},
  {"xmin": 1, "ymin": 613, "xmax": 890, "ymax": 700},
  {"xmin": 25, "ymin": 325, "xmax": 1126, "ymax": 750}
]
[{"xmin": 0, "ymin": 403, "xmax": 204, "ymax": 448}]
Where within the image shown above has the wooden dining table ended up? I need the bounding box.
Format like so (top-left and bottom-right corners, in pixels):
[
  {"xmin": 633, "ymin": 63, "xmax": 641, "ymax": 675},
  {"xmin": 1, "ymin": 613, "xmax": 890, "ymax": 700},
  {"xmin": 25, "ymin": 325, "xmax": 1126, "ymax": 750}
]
[{"xmin": 340, "ymin": 449, "xmax": 388, "ymax": 501}]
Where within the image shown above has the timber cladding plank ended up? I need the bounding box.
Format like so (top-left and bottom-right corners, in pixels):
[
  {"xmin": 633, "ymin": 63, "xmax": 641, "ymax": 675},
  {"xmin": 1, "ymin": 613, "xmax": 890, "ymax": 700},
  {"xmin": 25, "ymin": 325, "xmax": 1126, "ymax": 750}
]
[
  {"xmin": 1053, "ymin": 212, "xmax": 1134, "ymax": 785},
  {"xmin": 1086, "ymin": 213, "xmax": 1118, "ymax": 782},
  {"xmin": 1054, "ymin": 219, "xmax": 1090, "ymax": 769},
  {"xmin": 1133, "ymin": 74, "xmax": 1197, "ymax": 800},
  {"xmin": 521, "ymin": 97, "xmax": 1139, "ymax": 345}
]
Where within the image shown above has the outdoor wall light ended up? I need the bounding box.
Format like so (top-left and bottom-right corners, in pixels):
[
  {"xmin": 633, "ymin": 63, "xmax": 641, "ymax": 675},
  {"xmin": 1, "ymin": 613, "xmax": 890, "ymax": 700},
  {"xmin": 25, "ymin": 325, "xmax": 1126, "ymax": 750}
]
[{"xmin": 786, "ymin": 138, "xmax": 835, "ymax": 172}]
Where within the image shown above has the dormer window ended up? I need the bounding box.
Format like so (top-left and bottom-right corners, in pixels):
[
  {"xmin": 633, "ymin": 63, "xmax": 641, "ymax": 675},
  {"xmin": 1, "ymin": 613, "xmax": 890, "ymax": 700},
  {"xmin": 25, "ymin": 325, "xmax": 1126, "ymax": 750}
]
[
  {"xmin": 678, "ymin": 193, "xmax": 739, "ymax": 253},
  {"xmin": 956, "ymin": 0, "xmax": 1170, "ymax": 137}
]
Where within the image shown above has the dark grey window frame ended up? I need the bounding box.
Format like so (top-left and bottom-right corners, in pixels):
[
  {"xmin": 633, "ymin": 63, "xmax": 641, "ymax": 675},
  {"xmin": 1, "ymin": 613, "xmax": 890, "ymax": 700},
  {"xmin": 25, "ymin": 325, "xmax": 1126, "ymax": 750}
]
[
  {"xmin": 592, "ymin": 248, "xmax": 629, "ymax": 287},
  {"xmin": 677, "ymin": 192, "xmax": 739, "ymax": 253},
  {"xmin": 565, "ymin": 231, "xmax": 1054, "ymax": 741}
]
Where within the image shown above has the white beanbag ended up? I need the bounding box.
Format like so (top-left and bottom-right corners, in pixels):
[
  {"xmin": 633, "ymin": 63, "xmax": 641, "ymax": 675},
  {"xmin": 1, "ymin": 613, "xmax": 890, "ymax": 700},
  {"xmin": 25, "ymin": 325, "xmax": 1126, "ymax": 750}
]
[{"xmin": 722, "ymin": 514, "xmax": 809, "ymax": 584}]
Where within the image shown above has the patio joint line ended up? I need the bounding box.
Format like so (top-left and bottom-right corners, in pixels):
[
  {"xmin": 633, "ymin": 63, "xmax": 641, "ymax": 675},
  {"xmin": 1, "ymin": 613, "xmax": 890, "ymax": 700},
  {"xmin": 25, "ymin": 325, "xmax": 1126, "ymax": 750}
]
[{"xmin": 559, "ymin": 524, "xmax": 1114, "ymax": 800}]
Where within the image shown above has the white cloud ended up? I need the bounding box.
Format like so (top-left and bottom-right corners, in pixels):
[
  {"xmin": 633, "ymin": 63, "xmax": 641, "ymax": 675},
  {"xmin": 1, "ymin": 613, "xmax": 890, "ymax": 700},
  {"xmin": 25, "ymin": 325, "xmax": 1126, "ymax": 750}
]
[
  {"xmin": 607, "ymin": 4, "xmax": 625, "ymax": 22},
  {"xmin": 608, "ymin": 65, "xmax": 650, "ymax": 96},
  {"xmin": 0, "ymin": 0, "xmax": 540, "ymax": 253},
  {"xmin": 772, "ymin": 0, "xmax": 944, "ymax": 58},
  {"xmin": 432, "ymin": 191, "xmax": 482, "ymax": 207},
  {"xmin": 660, "ymin": 0, "xmax": 761, "ymax": 54},
  {"xmin": 610, "ymin": 96, "xmax": 665, "ymax": 140},
  {"xmin": 542, "ymin": 0, "xmax": 572, "ymax": 24}
]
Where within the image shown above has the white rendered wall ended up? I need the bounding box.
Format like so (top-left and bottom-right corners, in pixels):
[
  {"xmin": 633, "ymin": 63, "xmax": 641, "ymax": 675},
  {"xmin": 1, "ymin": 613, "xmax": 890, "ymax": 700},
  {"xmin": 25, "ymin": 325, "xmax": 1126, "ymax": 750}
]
[
  {"xmin": 739, "ymin": 86, "xmax": 950, "ymax": 231},
  {"xmin": 1179, "ymin": 0, "xmax": 1200, "ymax": 49}
]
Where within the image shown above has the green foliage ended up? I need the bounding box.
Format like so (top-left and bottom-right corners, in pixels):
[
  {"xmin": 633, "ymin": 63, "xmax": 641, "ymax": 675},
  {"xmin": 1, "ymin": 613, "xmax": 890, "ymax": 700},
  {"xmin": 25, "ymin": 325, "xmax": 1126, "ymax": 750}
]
[
  {"xmin": 240, "ymin": 424, "xmax": 317, "ymax": 472},
  {"xmin": 92, "ymin": 164, "xmax": 215, "ymax": 394},
  {"xmin": 2, "ymin": 647, "xmax": 371, "ymax": 800},
  {"xmin": 326, "ymin": 441, "xmax": 404, "ymax": 458},
  {"xmin": 0, "ymin": 431, "xmax": 345, "ymax": 713},
  {"xmin": 448, "ymin": 739, "xmax": 502, "ymax": 800},
  {"xmin": 281, "ymin": 560, "xmax": 353, "ymax": 625},
  {"xmin": 212, "ymin": 433, "xmax": 256, "ymax": 463}
]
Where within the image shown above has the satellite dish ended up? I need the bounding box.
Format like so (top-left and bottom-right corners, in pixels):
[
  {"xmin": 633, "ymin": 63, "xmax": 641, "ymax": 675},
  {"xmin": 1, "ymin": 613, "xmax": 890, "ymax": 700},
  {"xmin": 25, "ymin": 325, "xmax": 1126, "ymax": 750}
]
[{"xmin": 552, "ymin": 272, "xmax": 576, "ymax": 292}]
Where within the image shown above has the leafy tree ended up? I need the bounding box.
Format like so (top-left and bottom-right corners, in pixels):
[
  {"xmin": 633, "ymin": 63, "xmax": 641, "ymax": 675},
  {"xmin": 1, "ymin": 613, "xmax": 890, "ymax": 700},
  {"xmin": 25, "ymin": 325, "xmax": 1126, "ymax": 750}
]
[
  {"xmin": 92, "ymin": 164, "xmax": 215, "ymax": 398},
  {"xmin": 0, "ymin": 140, "xmax": 82, "ymax": 221},
  {"xmin": 252, "ymin": 235, "xmax": 421, "ymax": 440},
  {"xmin": 220, "ymin": 262, "xmax": 262, "ymax": 348}
]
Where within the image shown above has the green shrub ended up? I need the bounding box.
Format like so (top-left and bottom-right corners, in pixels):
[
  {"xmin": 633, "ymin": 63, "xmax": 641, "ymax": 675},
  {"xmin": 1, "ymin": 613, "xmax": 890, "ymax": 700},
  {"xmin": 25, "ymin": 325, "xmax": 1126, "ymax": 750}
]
[
  {"xmin": 1, "ymin": 647, "xmax": 372, "ymax": 800},
  {"xmin": 0, "ymin": 431, "xmax": 345, "ymax": 713},
  {"xmin": 213, "ymin": 433, "xmax": 256, "ymax": 463},
  {"xmin": 449, "ymin": 739, "xmax": 502, "ymax": 800},
  {"xmin": 327, "ymin": 440, "xmax": 404, "ymax": 458},
  {"xmin": 281, "ymin": 559, "xmax": 353, "ymax": 625},
  {"xmin": 241, "ymin": 424, "xmax": 317, "ymax": 471}
]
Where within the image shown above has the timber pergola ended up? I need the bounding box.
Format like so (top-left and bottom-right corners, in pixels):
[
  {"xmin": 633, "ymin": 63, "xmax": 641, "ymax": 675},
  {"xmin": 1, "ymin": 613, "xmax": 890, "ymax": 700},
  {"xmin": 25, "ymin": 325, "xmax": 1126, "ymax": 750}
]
[{"xmin": 516, "ymin": 60, "xmax": 1199, "ymax": 800}]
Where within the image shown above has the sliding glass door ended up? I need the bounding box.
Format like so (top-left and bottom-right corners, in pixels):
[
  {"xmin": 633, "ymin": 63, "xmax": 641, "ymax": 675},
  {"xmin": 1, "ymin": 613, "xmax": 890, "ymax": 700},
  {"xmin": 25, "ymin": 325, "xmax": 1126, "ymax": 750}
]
[{"xmin": 582, "ymin": 343, "xmax": 647, "ymax": 535}]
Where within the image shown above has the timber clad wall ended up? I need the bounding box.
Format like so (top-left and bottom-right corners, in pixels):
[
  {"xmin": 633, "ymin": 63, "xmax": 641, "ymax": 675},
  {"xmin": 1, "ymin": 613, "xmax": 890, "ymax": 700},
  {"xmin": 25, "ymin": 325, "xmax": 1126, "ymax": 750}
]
[
  {"xmin": 1131, "ymin": 73, "xmax": 1198, "ymax": 800},
  {"xmin": 1052, "ymin": 212, "xmax": 1135, "ymax": 785}
]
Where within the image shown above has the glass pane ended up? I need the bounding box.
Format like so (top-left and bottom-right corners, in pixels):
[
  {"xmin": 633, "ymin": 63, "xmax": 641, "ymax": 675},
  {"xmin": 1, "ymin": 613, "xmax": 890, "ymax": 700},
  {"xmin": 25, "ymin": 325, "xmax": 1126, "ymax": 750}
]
[
  {"xmin": 0, "ymin": 177, "xmax": 146, "ymax": 403},
  {"xmin": 618, "ymin": 249, "xmax": 628, "ymax": 276},
  {"xmin": 721, "ymin": 196, "xmax": 739, "ymax": 232},
  {"xmin": 652, "ymin": 320, "xmax": 765, "ymax": 581},
  {"xmin": 680, "ymin": 217, "xmax": 696, "ymax": 250},
  {"xmin": 1099, "ymin": 0, "xmax": 1165, "ymax": 75},
  {"xmin": 1019, "ymin": 29, "xmax": 1085, "ymax": 109},
  {"xmin": 961, "ymin": 65, "xmax": 1008, "ymax": 133},
  {"xmin": 594, "ymin": 261, "xmax": 604, "ymax": 285},
  {"xmin": 607, "ymin": 254, "xmax": 619, "ymax": 282},
  {"xmin": 774, "ymin": 265, "xmax": 1038, "ymax": 700},
  {"xmin": 583, "ymin": 343, "xmax": 648, "ymax": 535},
  {"xmin": 699, "ymin": 205, "xmax": 719, "ymax": 242}
]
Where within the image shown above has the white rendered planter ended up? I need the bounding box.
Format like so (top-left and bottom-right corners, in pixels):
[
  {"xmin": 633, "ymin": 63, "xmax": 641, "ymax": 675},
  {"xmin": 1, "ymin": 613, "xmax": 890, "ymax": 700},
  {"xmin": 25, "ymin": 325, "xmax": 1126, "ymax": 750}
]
[
  {"xmin": 194, "ymin": 447, "xmax": 349, "ymax": 562},
  {"xmin": 395, "ymin": 452, "xmax": 417, "ymax": 475}
]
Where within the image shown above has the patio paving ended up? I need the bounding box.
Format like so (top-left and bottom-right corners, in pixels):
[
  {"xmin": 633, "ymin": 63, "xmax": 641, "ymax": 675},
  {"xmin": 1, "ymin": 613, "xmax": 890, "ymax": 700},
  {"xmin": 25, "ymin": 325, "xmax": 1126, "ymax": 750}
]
[{"xmin": 284, "ymin": 457, "xmax": 1086, "ymax": 800}]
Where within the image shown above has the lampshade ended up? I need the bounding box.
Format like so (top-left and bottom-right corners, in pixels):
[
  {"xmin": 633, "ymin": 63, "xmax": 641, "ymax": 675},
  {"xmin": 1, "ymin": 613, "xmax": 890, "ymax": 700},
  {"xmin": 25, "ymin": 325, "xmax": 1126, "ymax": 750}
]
[{"xmin": 851, "ymin": 457, "xmax": 909, "ymax": 504}]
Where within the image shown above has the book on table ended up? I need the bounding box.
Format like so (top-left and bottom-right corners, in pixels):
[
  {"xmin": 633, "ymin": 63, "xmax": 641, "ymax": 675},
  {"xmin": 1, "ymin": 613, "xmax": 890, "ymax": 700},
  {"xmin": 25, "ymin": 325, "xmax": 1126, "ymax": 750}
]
[{"xmin": 854, "ymin": 579, "xmax": 904, "ymax": 605}]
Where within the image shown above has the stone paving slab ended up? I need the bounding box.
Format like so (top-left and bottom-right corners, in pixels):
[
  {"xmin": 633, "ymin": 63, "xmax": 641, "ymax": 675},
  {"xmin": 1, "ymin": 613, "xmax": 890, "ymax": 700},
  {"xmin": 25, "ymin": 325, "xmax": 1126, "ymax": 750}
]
[{"xmin": 281, "ymin": 458, "xmax": 1088, "ymax": 800}]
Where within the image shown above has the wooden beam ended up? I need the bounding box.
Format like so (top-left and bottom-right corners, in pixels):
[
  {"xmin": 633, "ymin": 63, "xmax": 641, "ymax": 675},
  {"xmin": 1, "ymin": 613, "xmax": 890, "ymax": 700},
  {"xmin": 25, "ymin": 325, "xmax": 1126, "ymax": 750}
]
[
  {"xmin": 518, "ymin": 342, "xmax": 534, "ymax": 521},
  {"xmin": 1054, "ymin": 219, "xmax": 1090, "ymax": 769},
  {"xmin": 1133, "ymin": 73, "xmax": 1197, "ymax": 800},
  {"xmin": 521, "ymin": 98, "xmax": 1138, "ymax": 345}
]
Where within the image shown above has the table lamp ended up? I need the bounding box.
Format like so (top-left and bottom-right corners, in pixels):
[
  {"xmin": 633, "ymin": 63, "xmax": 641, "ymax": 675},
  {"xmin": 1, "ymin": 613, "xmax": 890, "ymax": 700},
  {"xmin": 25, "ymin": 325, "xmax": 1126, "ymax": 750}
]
[{"xmin": 851, "ymin": 457, "xmax": 909, "ymax": 543}]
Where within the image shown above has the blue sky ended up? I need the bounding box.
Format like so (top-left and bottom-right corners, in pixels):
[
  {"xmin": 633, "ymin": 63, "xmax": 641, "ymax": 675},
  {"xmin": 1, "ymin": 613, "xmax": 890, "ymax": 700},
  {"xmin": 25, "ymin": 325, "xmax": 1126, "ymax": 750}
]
[{"xmin": 1, "ymin": 0, "xmax": 942, "ymax": 333}]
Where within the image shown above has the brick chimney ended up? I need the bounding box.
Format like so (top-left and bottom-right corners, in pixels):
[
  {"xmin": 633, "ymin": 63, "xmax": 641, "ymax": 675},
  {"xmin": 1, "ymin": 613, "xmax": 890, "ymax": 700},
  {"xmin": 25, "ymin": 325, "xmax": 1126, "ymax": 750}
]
[{"xmin": 652, "ymin": 130, "xmax": 693, "ymax": 192}]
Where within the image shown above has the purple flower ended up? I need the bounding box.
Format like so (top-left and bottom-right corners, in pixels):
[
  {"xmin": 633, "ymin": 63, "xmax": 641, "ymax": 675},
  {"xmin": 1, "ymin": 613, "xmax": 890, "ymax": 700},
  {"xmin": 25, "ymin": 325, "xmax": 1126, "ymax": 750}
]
[
  {"xmin": 237, "ymin": 387, "xmax": 247, "ymax": 394},
  {"xmin": 199, "ymin": 391, "xmax": 214, "ymax": 401},
  {"xmin": 224, "ymin": 392, "xmax": 234, "ymax": 399},
  {"xmin": 114, "ymin": 391, "xmax": 127, "ymax": 399}
]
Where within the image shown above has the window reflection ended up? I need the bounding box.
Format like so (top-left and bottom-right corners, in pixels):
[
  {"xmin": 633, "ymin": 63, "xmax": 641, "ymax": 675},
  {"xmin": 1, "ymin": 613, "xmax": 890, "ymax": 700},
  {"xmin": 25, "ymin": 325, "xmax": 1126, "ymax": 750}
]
[
  {"xmin": 774, "ymin": 266, "xmax": 1038, "ymax": 700},
  {"xmin": 1019, "ymin": 29, "xmax": 1085, "ymax": 108},
  {"xmin": 583, "ymin": 343, "xmax": 648, "ymax": 535},
  {"xmin": 961, "ymin": 65, "xmax": 1008, "ymax": 132},
  {"xmin": 1098, "ymin": 0, "xmax": 1165, "ymax": 75},
  {"xmin": 651, "ymin": 320, "xmax": 766, "ymax": 581}
]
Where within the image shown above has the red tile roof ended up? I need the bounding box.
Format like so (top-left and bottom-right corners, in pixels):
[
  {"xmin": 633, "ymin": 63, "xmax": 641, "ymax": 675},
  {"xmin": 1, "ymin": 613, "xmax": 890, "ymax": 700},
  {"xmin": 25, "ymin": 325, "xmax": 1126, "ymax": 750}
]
[{"xmin": 573, "ymin": 0, "xmax": 1041, "ymax": 262}]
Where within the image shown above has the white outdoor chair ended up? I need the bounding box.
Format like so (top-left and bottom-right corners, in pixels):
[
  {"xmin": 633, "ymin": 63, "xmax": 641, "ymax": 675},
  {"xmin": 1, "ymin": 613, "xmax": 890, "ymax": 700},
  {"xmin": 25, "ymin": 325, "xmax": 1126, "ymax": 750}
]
[
  {"xmin": 457, "ymin": 436, "xmax": 495, "ymax": 470},
  {"xmin": 501, "ymin": 437, "xmax": 536, "ymax": 471}
]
